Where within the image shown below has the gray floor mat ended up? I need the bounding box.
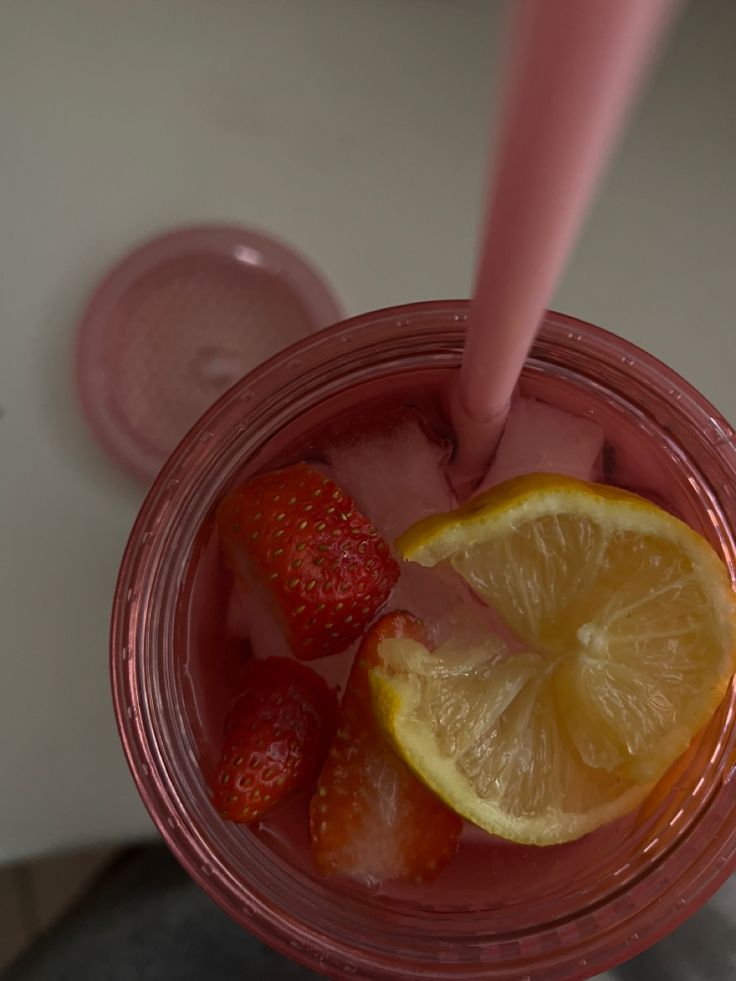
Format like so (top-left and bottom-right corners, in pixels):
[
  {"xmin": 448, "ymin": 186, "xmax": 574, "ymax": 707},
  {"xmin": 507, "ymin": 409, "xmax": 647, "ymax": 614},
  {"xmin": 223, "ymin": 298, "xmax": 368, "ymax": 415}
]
[{"xmin": 1, "ymin": 845, "xmax": 324, "ymax": 981}]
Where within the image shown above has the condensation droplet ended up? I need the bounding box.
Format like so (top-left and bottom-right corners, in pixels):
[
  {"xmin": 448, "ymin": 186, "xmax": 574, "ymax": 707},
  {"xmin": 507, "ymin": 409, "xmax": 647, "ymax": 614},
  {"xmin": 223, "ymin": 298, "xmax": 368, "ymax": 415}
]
[
  {"xmin": 126, "ymin": 705, "xmax": 137, "ymax": 721},
  {"xmin": 200, "ymin": 862, "xmax": 213, "ymax": 876},
  {"xmin": 141, "ymin": 763, "xmax": 150, "ymax": 777},
  {"xmin": 239, "ymin": 390, "xmax": 255, "ymax": 402},
  {"xmin": 199, "ymin": 431, "xmax": 214, "ymax": 444},
  {"xmin": 166, "ymin": 816, "xmax": 177, "ymax": 830},
  {"xmin": 287, "ymin": 358, "xmax": 302, "ymax": 369},
  {"xmin": 122, "ymin": 647, "xmax": 132, "ymax": 661}
]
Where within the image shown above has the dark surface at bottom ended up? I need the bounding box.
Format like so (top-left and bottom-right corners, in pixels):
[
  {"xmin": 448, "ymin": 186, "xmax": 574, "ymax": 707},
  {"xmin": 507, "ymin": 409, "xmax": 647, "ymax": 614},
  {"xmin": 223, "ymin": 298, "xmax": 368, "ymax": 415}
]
[
  {"xmin": 1, "ymin": 843, "xmax": 733, "ymax": 980},
  {"xmin": 0, "ymin": 845, "xmax": 324, "ymax": 981}
]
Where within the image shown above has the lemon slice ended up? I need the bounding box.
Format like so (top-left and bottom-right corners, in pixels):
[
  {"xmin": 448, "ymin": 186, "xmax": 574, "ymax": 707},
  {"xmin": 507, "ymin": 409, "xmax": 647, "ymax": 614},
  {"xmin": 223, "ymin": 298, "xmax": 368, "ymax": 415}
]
[{"xmin": 371, "ymin": 474, "xmax": 736, "ymax": 845}]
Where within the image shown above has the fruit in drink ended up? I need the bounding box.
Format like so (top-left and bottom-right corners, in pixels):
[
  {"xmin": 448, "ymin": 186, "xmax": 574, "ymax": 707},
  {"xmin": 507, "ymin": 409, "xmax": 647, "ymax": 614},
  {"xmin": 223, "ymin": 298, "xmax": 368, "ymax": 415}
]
[
  {"xmin": 369, "ymin": 474, "xmax": 736, "ymax": 845},
  {"xmin": 197, "ymin": 399, "xmax": 736, "ymax": 886},
  {"xmin": 213, "ymin": 657, "xmax": 338, "ymax": 823},
  {"xmin": 217, "ymin": 463, "xmax": 400, "ymax": 660},
  {"xmin": 310, "ymin": 612, "xmax": 462, "ymax": 883}
]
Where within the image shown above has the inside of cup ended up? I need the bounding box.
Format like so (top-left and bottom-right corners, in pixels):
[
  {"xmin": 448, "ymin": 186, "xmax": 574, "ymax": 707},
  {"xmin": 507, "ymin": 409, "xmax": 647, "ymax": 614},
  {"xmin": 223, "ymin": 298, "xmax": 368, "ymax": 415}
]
[
  {"xmin": 176, "ymin": 361, "xmax": 734, "ymax": 924},
  {"xmin": 119, "ymin": 310, "xmax": 736, "ymax": 977}
]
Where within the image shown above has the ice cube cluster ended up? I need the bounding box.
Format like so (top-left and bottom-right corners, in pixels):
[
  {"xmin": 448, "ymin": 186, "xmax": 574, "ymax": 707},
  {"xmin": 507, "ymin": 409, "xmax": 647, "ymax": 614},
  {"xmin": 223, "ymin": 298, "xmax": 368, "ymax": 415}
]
[{"xmin": 324, "ymin": 411, "xmax": 456, "ymax": 541}]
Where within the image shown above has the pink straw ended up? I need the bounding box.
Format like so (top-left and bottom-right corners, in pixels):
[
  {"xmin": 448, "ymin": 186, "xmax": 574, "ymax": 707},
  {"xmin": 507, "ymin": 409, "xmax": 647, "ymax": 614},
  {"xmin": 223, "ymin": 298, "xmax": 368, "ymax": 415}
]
[{"xmin": 451, "ymin": 0, "xmax": 680, "ymax": 487}]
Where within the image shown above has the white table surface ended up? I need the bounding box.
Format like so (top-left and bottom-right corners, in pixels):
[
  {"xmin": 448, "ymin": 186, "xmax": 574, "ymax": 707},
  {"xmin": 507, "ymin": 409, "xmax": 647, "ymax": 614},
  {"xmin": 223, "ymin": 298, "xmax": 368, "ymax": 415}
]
[{"xmin": 0, "ymin": 0, "xmax": 734, "ymax": 864}]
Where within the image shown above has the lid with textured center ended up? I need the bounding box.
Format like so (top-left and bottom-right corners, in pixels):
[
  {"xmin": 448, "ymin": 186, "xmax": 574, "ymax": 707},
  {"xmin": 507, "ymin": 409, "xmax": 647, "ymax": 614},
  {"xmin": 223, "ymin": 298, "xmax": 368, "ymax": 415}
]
[{"xmin": 76, "ymin": 225, "xmax": 342, "ymax": 482}]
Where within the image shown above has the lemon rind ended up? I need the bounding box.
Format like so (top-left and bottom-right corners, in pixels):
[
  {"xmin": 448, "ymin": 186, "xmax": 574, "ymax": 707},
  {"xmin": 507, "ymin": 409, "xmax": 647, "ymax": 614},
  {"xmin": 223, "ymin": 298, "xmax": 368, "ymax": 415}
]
[{"xmin": 370, "ymin": 669, "xmax": 653, "ymax": 846}]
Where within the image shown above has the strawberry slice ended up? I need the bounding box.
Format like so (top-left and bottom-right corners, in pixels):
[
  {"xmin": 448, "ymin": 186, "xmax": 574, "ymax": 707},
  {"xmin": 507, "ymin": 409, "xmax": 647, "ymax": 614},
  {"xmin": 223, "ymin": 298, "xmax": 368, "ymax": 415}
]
[
  {"xmin": 213, "ymin": 657, "xmax": 337, "ymax": 823},
  {"xmin": 217, "ymin": 463, "xmax": 399, "ymax": 660},
  {"xmin": 310, "ymin": 612, "xmax": 462, "ymax": 883}
]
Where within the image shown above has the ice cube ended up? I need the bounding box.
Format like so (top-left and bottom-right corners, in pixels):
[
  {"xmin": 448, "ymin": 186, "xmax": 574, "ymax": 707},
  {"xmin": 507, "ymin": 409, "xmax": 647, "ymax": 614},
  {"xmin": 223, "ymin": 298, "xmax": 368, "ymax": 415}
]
[
  {"xmin": 324, "ymin": 412, "xmax": 455, "ymax": 542},
  {"xmin": 324, "ymin": 410, "xmax": 522, "ymax": 652},
  {"xmin": 226, "ymin": 584, "xmax": 293, "ymax": 660},
  {"xmin": 391, "ymin": 561, "xmax": 473, "ymax": 641},
  {"xmin": 225, "ymin": 584, "xmax": 252, "ymax": 640},
  {"xmin": 226, "ymin": 582, "xmax": 354, "ymax": 691},
  {"xmin": 392, "ymin": 559, "xmax": 519, "ymax": 653},
  {"xmin": 478, "ymin": 398, "xmax": 604, "ymax": 492},
  {"xmin": 599, "ymin": 442, "xmax": 682, "ymax": 518}
]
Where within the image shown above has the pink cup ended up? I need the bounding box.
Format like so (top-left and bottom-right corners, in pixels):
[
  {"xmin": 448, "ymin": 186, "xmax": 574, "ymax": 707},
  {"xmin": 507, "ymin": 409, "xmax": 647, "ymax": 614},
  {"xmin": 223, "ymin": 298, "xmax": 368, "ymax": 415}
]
[{"xmin": 112, "ymin": 302, "xmax": 736, "ymax": 980}]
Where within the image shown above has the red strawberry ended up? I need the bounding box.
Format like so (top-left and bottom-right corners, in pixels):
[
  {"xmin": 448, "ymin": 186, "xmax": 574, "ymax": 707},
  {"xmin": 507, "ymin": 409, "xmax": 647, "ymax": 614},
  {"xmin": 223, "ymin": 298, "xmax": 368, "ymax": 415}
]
[
  {"xmin": 217, "ymin": 463, "xmax": 399, "ymax": 660},
  {"xmin": 213, "ymin": 657, "xmax": 337, "ymax": 823},
  {"xmin": 310, "ymin": 612, "xmax": 462, "ymax": 883}
]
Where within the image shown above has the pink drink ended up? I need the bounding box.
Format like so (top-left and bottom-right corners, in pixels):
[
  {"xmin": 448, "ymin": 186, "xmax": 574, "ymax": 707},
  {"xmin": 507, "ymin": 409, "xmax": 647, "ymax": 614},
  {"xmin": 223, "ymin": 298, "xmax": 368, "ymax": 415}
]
[
  {"xmin": 183, "ymin": 348, "xmax": 717, "ymax": 907},
  {"xmin": 113, "ymin": 304, "xmax": 736, "ymax": 980}
]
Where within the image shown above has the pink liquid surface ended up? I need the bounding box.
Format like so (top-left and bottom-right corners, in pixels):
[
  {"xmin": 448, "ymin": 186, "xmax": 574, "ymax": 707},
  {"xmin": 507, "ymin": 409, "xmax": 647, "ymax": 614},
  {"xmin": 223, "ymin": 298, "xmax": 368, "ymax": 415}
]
[{"xmin": 179, "ymin": 367, "xmax": 715, "ymax": 912}]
